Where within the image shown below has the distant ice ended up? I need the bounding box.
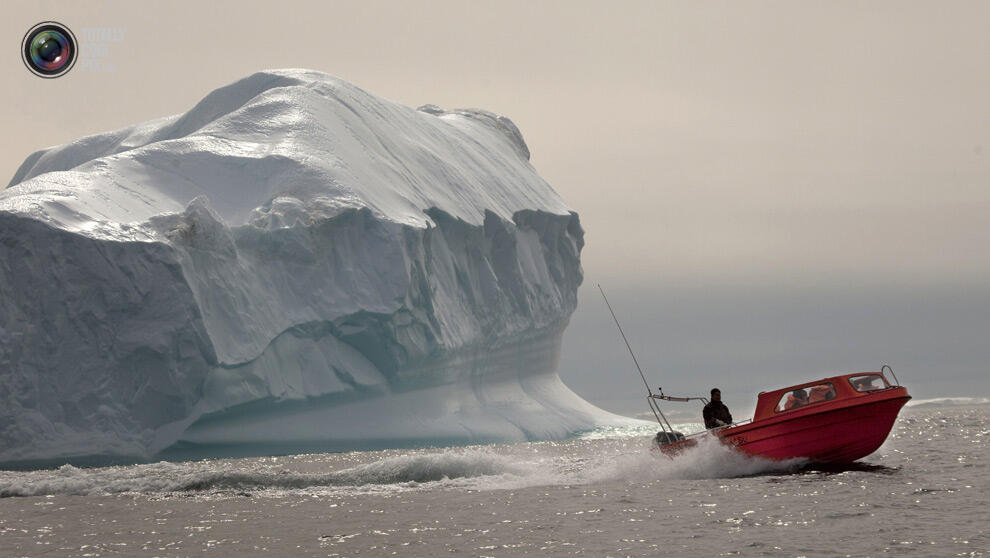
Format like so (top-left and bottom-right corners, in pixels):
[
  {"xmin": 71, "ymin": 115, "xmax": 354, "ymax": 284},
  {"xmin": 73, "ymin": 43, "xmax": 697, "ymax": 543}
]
[{"xmin": 906, "ymin": 396, "xmax": 990, "ymax": 408}]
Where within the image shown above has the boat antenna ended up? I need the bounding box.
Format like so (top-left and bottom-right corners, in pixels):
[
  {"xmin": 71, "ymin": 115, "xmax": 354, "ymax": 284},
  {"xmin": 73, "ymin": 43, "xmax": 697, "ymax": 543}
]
[{"xmin": 598, "ymin": 283, "xmax": 665, "ymax": 426}]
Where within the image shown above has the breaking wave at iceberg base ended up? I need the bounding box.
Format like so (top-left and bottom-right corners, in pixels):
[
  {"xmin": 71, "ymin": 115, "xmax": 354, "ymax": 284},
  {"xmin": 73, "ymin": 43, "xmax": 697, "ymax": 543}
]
[{"xmin": 0, "ymin": 430, "xmax": 804, "ymax": 498}]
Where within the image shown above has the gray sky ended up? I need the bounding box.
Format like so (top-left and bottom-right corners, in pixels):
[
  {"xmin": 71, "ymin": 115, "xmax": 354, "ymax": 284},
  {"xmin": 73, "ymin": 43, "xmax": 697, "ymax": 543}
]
[{"xmin": 4, "ymin": 1, "xmax": 989, "ymax": 417}]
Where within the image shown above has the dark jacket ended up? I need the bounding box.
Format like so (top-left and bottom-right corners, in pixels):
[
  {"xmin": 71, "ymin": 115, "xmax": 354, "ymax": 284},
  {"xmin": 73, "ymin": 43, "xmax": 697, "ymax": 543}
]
[{"xmin": 703, "ymin": 400, "xmax": 733, "ymax": 429}]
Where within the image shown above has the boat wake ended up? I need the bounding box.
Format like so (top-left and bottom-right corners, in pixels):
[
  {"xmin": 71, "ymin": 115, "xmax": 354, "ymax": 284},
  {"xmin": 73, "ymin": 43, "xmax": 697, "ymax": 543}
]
[
  {"xmin": 585, "ymin": 435, "xmax": 806, "ymax": 483},
  {"xmin": 1, "ymin": 433, "xmax": 809, "ymax": 498},
  {"xmin": 0, "ymin": 452, "xmax": 531, "ymax": 498}
]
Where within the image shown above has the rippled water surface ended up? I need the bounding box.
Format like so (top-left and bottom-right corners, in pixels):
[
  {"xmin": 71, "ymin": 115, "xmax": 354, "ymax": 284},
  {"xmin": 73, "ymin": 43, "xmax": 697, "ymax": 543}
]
[{"xmin": 1, "ymin": 406, "xmax": 987, "ymax": 557}]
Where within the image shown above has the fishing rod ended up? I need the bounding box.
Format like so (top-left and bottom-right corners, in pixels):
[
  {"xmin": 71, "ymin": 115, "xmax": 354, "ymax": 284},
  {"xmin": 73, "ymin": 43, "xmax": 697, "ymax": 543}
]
[{"xmin": 597, "ymin": 283, "xmax": 675, "ymax": 433}]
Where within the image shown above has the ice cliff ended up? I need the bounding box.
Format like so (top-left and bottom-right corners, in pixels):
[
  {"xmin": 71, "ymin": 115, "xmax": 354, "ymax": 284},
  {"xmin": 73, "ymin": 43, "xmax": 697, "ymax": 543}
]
[{"xmin": 0, "ymin": 69, "xmax": 626, "ymax": 465}]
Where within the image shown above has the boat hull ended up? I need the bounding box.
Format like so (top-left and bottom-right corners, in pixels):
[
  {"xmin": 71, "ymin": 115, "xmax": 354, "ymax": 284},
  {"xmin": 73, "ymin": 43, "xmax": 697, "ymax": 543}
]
[{"xmin": 725, "ymin": 388, "xmax": 909, "ymax": 463}]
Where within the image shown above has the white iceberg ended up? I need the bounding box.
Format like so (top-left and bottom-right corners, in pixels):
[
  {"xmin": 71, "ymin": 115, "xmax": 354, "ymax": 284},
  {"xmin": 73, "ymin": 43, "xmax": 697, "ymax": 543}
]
[{"xmin": 0, "ymin": 69, "xmax": 631, "ymax": 465}]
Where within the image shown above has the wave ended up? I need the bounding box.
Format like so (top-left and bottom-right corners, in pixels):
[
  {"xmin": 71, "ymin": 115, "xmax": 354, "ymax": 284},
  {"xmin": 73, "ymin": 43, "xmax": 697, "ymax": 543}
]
[{"xmin": 575, "ymin": 423, "xmax": 659, "ymax": 440}]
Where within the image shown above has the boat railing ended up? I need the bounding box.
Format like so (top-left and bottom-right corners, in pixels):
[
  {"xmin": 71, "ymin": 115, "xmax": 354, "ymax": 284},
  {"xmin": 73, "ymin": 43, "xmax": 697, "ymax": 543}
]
[
  {"xmin": 881, "ymin": 364, "xmax": 900, "ymax": 386},
  {"xmin": 677, "ymin": 418, "xmax": 753, "ymax": 441}
]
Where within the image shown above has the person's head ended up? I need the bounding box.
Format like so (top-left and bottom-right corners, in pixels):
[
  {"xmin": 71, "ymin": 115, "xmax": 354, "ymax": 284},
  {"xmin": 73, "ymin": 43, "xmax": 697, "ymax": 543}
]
[
  {"xmin": 793, "ymin": 389, "xmax": 808, "ymax": 400},
  {"xmin": 711, "ymin": 388, "xmax": 721, "ymax": 401}
]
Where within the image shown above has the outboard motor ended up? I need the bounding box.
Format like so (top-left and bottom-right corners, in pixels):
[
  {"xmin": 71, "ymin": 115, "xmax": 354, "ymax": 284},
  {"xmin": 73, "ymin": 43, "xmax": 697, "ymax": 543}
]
[{"xmin": 653, "ymin": 430, "xmax": 685, "ymax": 448}]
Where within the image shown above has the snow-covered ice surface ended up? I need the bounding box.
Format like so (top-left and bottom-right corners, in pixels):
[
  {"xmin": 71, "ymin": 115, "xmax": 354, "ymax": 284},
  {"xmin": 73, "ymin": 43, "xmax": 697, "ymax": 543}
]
[{"xmin": 0, "ymin": 69, "xmax": 633, "ymax": 466}]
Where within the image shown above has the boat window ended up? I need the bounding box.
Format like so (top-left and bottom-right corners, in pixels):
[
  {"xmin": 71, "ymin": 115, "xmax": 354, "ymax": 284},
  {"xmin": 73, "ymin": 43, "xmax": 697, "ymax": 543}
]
[
  {"xmin": 849, "ymin": 374, "xmax": 889, "ymax": 392},
  {"xmin": 775, "ymin": 382, "xmax": 836, "ymax": 412}
]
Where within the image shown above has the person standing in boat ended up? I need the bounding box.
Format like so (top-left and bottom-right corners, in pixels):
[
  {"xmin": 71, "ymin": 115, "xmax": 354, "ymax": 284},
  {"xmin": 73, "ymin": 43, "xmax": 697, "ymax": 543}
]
[{"xmin": 703, "ymin": 388, "xmax": 733, "ymax": 429}]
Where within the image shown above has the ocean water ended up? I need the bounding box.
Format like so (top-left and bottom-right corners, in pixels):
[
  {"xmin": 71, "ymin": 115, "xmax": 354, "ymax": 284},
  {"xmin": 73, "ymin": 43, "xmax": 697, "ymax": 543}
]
[{"xmin": 0, "ymin": 405, "xmax": 987, "ymax": 557}]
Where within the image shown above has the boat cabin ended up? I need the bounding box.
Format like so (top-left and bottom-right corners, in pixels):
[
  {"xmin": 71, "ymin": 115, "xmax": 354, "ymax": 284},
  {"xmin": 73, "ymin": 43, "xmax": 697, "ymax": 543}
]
[{"xmin": 752, "ymin": 371, "xmax": 896, "ymax": 422}]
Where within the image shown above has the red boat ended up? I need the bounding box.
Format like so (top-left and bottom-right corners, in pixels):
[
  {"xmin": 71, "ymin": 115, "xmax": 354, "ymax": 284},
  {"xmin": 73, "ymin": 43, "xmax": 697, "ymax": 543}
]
[
  {"xmin": 651, "ymin": 366, "xmax": 911, "ymax": 464},
  {"xmin": 597, "ymin": 286, "xmax": 910, "ymax": 465}
]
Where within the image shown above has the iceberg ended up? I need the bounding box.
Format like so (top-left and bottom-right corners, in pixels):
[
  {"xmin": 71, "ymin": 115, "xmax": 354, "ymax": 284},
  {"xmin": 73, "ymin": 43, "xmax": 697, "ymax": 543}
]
[{"xmin": 0, "ymin": 69, "xmax": 629, "ymax": 466}]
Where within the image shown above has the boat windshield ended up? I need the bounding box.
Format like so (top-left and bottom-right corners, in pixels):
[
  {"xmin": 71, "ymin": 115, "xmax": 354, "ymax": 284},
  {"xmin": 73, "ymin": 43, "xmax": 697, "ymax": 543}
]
[
  {"xmin": 776, "ymin": 382, "xmax": 836, "ymax": 412},
  {"xmin": 849, "ymin": 374, "xmax": 889, "ymax": 392}
]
